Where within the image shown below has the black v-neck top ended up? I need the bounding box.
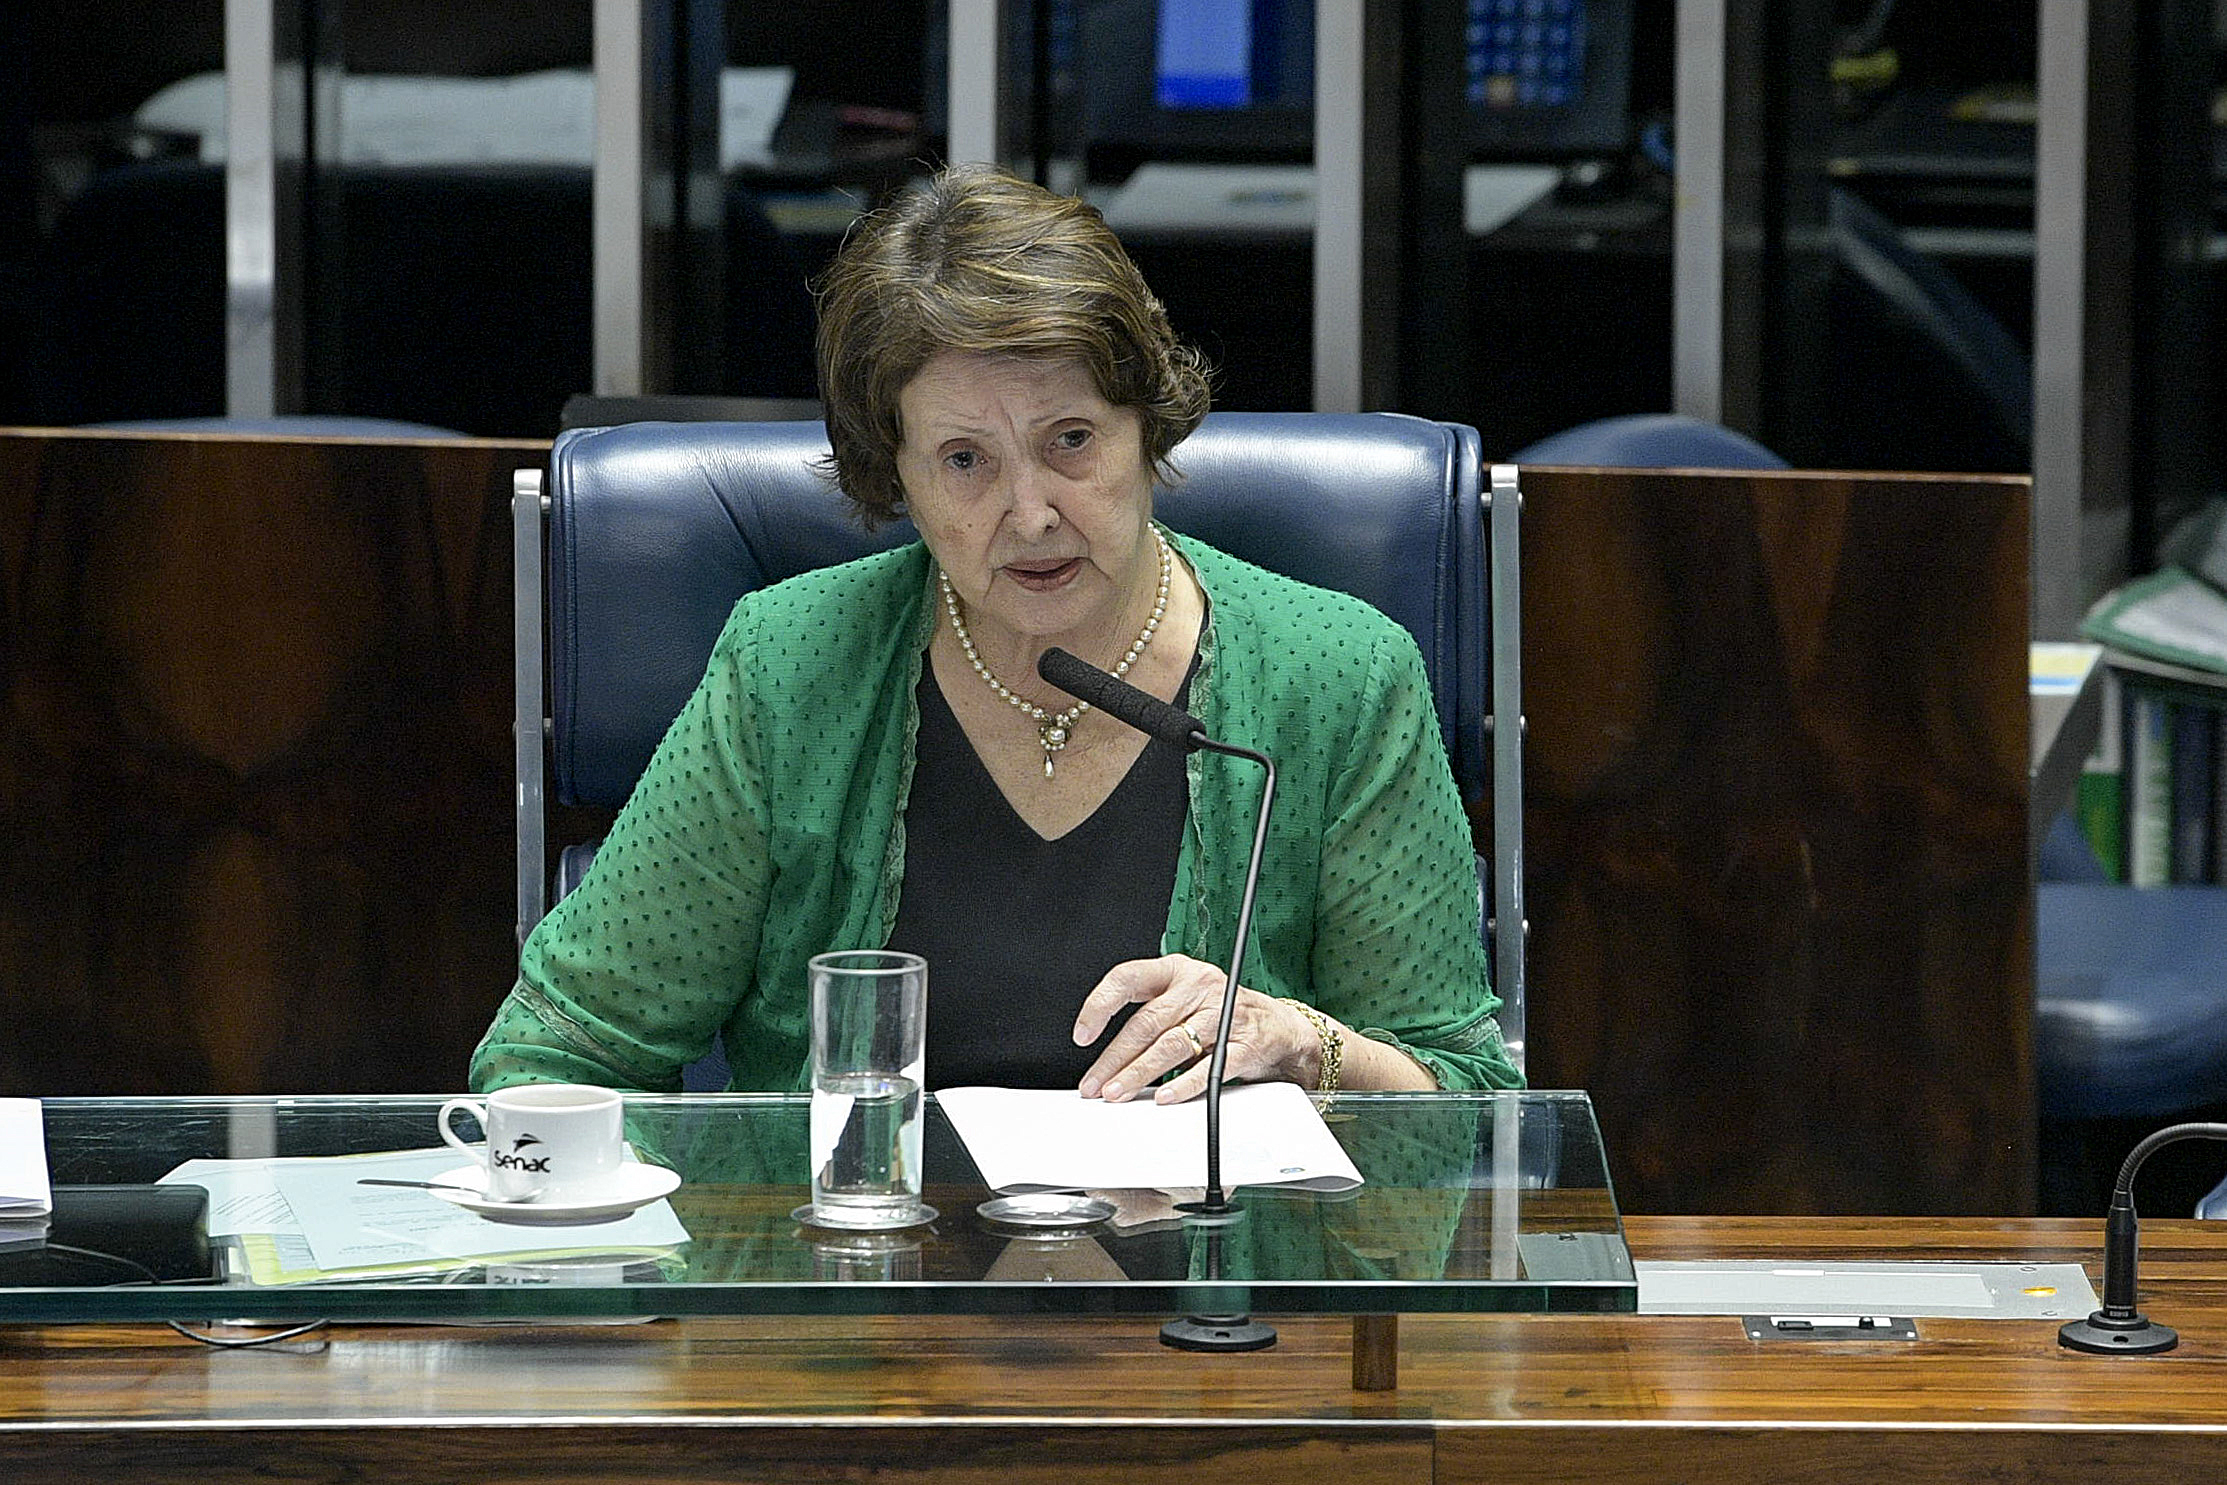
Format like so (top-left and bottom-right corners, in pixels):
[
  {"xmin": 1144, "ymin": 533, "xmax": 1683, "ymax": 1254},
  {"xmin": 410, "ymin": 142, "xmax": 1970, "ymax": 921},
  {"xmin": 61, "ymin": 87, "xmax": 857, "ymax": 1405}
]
[{"xmin": 888, "ymin": 658, "xmax": 1194, "ymax": 1090}]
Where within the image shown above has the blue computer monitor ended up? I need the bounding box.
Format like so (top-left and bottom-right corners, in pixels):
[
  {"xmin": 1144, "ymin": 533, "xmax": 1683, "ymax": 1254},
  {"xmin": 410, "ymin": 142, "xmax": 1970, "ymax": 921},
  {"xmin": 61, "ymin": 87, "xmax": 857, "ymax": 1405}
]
[
  {"xmin": 1152, "ymin": 0, "xmax": 1310, "ymax": 110},
  {"xmin": 1080, "ymin": 0, "xmax": 1633, "ymax": 170}
]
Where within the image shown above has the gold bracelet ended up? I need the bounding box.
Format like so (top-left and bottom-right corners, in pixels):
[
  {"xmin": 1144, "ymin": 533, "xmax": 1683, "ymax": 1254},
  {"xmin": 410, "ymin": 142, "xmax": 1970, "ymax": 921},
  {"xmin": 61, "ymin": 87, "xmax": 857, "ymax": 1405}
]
[{"xmin": 1278, "ymin": 998, "xmax": 1343, "ymax": 1095}]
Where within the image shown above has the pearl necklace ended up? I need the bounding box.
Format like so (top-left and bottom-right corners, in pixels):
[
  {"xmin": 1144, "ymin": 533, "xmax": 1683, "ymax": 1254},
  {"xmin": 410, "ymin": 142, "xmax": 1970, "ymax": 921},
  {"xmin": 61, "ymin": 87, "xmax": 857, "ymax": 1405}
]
[{"xmin": 939, "ymin": 525, "xmax": 1173, "ymax": 779}]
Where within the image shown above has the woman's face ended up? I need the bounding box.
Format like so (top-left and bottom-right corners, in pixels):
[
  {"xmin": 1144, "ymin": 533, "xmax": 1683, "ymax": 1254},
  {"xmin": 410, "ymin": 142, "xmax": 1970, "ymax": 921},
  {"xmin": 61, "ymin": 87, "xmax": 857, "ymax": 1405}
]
[{"xmin": 895, "ymin": 350, "xmax": 1157, "ymax": 661}]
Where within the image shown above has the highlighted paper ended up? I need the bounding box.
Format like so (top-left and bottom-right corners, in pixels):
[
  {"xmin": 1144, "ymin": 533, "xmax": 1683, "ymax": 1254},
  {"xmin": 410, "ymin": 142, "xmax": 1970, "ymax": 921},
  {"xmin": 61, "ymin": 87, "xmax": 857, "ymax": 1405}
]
[
  {"xmin": 936, "ymin": 1082, "xmax": 1361, "ymax": 1194},
  {"xmin": 159, "ymin": 1147, "xmax": 685, "ymax": 1285},
  {"xmin": 2029, "ymin": 641, "xmax": 2103, "ymax": 694}
]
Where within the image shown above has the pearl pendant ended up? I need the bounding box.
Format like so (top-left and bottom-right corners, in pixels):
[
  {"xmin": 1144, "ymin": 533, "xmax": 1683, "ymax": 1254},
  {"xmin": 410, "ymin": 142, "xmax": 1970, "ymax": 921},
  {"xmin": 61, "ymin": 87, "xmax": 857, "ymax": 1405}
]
[
  {"xmin": 939, "ymin": 524, "xmax": 1175, "ymax": 787},
  {"xmin": 1039, "ymin": 721, "xmax": 1070, "ymax": 778}
]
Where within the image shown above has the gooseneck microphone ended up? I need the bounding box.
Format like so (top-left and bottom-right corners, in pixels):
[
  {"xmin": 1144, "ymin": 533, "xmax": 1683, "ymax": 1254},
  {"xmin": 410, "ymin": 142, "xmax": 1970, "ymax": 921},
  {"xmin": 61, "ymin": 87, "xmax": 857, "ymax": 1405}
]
[
  {"xmin": 1037, "ymin": 646, "xmax": 1277, "ymax": 1214},
  {"xmin": 1037, "ymin": 645, "xmax": 1210, "ymax": 751},
  {"xmin": 1039, "ymin": 646, "xmax": 1279, "ymax": 1355},
  {"xmin": 2059, "ymin": 1121, "xmax": 2227, "ymax": 1354}
]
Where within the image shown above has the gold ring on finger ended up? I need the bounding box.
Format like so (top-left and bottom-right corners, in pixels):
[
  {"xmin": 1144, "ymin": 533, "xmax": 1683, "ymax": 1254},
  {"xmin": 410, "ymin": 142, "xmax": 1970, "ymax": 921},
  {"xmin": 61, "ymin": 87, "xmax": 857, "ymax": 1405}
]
[{"xmin": 1176, "ymin": 1022, "xmax": 1206, "ymax": 1060}]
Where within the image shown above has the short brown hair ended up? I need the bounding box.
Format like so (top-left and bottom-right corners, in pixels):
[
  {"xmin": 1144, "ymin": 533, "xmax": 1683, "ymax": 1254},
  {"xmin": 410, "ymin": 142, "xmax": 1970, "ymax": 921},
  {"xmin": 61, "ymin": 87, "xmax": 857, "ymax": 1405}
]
[{"xmin": 814, "ymin": 163, "xmax": 1212, "ymax": 525}]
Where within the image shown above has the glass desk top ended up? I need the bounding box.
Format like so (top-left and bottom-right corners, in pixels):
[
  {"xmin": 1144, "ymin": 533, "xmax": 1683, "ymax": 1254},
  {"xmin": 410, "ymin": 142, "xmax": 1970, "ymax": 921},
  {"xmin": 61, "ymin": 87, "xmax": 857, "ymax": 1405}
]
[{"xmin": 4, "ymin": 1090, "xmax": 1633, "ymax": 1326}]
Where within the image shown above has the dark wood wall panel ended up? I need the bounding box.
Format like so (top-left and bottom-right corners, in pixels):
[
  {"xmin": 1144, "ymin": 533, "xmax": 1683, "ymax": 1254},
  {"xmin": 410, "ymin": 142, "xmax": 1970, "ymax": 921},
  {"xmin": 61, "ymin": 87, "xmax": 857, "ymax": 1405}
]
[
  {"xmin": 0, "ymin": 430, "xmax": 542, "ymax": 1094},
  {"xmin": 1507, "ymin": 467, "xmax": 2032, "ymax": 1216},
  {"xmin": 1, "ymin": 436, "xmax": 2034, "ymax": 1214}
]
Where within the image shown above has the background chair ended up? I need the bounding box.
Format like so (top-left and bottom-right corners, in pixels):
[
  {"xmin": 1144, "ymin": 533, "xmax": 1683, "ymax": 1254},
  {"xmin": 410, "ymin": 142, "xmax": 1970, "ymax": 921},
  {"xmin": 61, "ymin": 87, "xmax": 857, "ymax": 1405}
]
[
  {"xmin": 1512, "ymin": 188, "xmax": 2031, "ymax": 479},
  {"xmin": 2037, "ymin": 812, "xmax": 2227, "ymax": 1214},
  {"xmin": 515, "ymin": 412, "xmax": 1524, "ymax": 1089},
  {"xmin": 1510, "ymin": 411, "xmax": 1789, "ymax": 471}
]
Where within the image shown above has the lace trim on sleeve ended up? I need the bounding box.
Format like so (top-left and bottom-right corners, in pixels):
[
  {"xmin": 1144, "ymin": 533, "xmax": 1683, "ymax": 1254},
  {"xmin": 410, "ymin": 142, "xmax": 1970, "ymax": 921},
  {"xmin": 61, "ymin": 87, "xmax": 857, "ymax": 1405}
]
[
  {"xmin": 1437, "ymin": 1002, "xmax": 1509, "ymax": 1058},
  {"xmin": 504, "ymin": 977, "xmax": 676, "ymax": 1090}
]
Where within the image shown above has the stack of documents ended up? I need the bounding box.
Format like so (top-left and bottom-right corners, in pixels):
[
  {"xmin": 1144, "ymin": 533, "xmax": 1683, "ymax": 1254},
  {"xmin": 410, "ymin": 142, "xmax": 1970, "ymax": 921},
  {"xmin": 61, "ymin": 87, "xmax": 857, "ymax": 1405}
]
[
  {"xmin": 157, "ymin": 1146, "xmax": 688, "ymax": 1286},
  {"xmin": 0, "ymin": 1099, "xmax": 52, "ymax": 1243}
]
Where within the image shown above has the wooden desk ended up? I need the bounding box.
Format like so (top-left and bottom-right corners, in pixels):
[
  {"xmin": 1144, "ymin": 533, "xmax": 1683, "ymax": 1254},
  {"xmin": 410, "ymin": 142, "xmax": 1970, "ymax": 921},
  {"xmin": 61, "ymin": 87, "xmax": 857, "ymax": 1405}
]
[{"xmin": 6, "ymin": 1217, "xmax": 2224, "ymax": 1483}]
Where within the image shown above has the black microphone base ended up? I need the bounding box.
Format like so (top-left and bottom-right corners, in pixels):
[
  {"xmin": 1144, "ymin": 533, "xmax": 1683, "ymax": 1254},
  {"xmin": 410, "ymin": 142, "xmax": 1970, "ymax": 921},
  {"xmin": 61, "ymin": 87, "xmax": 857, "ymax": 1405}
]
[
  {"xmin": 1161, "ymin": 1315, "xmax": 1278, "ymax": 1352},
  {"xmin": 2059, "ymin": 1310, "xmax": 2179, "ymax": 1354},
  {"xmin": 1173, "ymin": 1199, "xmax": 1245, "ymax": 1223}
]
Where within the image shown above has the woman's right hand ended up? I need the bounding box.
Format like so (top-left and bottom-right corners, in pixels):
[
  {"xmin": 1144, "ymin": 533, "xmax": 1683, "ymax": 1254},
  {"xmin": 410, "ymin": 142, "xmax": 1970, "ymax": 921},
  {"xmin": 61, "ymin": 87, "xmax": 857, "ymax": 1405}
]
[{"xmin": 1071, "ymin": 954, "xmax": 1318, "ymax": 1103}]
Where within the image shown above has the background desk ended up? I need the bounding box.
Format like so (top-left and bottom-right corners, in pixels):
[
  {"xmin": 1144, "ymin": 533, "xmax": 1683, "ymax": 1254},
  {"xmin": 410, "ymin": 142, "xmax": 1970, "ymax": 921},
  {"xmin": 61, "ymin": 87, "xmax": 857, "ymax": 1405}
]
[{"xmin": 5, "ymin": 1217, "xmax": 2224, "ymax": 1483}]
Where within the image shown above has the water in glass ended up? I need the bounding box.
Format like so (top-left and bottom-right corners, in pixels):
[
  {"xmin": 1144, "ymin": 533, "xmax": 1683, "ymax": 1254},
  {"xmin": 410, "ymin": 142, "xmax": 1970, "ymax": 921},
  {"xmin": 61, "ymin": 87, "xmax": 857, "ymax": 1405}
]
[{"xmin": 810, "ymin": 1071, "xmax": 923, "ymax": 1225}]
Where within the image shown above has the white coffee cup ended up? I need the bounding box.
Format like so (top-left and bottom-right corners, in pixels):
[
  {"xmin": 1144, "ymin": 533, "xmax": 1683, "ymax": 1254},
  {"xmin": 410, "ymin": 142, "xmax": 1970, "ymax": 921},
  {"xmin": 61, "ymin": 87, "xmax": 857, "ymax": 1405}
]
[{"xmin": 439, "ymin": 1083, "xmax": 624, "ymax": 1201}]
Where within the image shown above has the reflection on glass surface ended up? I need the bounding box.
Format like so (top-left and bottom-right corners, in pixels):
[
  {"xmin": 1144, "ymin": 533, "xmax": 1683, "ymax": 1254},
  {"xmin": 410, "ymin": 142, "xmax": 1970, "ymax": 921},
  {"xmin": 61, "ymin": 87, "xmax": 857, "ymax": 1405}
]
[
  {"xmin": 6, "ymin": 0, "xmax": 849, "ymax": 437},
  {"xmin": 12, "ymin": 1091, "xmax": 1632, "ymax": 1324},
  {"xmin": 12, "ymin": 0, "xmax": 229, "ymax": 426}
]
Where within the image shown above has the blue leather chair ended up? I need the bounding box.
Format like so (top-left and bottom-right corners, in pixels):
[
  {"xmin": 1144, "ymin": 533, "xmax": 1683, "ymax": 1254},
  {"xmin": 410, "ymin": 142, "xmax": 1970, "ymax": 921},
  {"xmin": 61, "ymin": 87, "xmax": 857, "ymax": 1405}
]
[
  {"xmin": 515, "ymin": 413, "xmax": 1525, "ymax": 1089},
  {"xmin": 1510, "ymin": 412, "xmax": 1789, "ymax": 471},
  {"xmin": 2037, "ymin": 812, "xmax": 2227, "ymax": 1212}
]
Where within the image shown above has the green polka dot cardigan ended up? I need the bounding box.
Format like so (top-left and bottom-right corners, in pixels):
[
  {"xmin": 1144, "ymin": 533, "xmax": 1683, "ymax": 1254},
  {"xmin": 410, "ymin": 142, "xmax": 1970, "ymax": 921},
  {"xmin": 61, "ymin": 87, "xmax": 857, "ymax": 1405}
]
[{"xmin": 471, "ymin": 531, "xmax": 1519, "ymax": 1094}]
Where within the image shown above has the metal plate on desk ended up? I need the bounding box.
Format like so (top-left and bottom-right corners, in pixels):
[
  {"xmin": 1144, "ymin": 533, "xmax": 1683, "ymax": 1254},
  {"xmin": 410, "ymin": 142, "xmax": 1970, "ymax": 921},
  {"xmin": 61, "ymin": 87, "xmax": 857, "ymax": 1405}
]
[
  {"xmin": 1744, "ymin": 1314, "xmax": 1919, "ymax": 1341},
  {"xmin": 1639, "ymin": 1261, "xmax": 2097, "ymax": 1319}
]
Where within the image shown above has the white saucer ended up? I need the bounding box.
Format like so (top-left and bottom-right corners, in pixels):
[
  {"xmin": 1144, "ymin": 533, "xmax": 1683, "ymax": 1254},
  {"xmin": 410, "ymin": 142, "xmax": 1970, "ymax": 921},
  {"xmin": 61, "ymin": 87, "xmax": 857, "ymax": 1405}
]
[{"xmin": 428, "ymin": 1161, "xmax": 682, "ymax": 1225}]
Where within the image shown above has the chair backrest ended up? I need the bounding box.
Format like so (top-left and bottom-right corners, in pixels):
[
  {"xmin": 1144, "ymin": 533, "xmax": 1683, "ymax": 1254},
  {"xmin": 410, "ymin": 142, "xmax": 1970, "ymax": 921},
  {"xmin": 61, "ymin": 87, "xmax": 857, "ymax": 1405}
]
[
  {"xmin": 515, "ymin": 410, "xmax": 1525, "ymax": 1063},
  {"xmin": 539, "ymin": 412, "xmax": 1488, "ymax": 808},
  {"xmin": 1511, "ymin": 412, "xmax": 1788, "ymax": 470}
]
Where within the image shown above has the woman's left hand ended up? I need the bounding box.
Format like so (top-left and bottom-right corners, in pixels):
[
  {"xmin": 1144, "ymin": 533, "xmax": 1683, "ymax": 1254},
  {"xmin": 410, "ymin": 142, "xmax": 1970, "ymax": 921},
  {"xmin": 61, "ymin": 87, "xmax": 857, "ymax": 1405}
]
[{"xmin": 1071, "ymin": 954, "xmax": 1316, "ymax": 1104}]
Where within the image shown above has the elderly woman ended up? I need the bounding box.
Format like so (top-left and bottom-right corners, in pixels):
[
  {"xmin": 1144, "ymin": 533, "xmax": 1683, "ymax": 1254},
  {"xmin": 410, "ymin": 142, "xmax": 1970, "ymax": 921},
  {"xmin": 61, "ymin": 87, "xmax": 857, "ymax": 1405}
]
[{"xmin": 472, "ymin": 164, "xmax": 1518, "ymax": 1101}]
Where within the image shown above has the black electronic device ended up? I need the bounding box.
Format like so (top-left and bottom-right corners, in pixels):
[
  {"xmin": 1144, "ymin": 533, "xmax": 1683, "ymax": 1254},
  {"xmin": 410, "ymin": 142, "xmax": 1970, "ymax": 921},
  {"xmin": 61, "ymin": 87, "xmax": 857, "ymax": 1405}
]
[
  {"xmin": 0, "ymin": 1184, "xmax": 215, "ymax": 1287},
  {"xmin": 1077, "ymin": 0, "xmax": 1635, "ymax": 174}
]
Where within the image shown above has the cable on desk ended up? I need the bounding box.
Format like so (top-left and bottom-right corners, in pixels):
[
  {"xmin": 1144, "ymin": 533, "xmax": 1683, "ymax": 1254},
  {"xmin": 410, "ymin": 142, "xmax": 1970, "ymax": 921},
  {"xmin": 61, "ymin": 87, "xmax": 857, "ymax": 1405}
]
[
  {"xmin": 32, "ymin": 1242, "xmax": 162, "ymax": 1285},
  {"xmin": 165, "ymin": 1318, "xmax": 331, "ymax": 1349},
  {"xmin": 29, "ymin": 1242, "xmax": 329, "ymax": 1348}
]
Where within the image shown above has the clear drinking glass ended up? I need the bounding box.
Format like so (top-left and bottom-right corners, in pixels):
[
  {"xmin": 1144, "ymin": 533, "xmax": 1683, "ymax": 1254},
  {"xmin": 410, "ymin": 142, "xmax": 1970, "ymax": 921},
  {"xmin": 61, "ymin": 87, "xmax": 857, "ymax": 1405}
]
[{"xmin": 800, "ymin": 949, "xmax": 931, "ymax": 1230}]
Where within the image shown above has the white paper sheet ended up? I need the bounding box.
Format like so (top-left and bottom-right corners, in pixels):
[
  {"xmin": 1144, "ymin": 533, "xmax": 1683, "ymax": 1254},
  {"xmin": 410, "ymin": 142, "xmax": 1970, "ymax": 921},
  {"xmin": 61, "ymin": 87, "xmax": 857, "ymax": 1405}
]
[
  {"xmin": 161, "ymin": 1156, "xmax": 303, "ymax": 1238},
  {"xmin": 1099, "ymin": 163, "xmax": 1316, "ymax": 235},
  {"xmin": 271, "ymin": 1149, "xmax": 687, "ymax": 1273},
  {"xmin": 1463, "ymin": 163, "xmax": 1562, "ymax": 236},
  {"xmin": 0, "ymin": 1104, "xmax": 50, "ymax": 1220},
  {"xmin": 136, "ymin": 67, "xmax": 794, "ymax": 171},
  {"xmin": 0, "ymin": 1099, "xmax": 51, "ymax": 1218},
  {"xmin": 936, "ymin": 1082, "xmax": 1362, "ymax": 1194},
  {"xmin": 1097, "ymin": 161, "xmax": 1559, "ymax": 240}
]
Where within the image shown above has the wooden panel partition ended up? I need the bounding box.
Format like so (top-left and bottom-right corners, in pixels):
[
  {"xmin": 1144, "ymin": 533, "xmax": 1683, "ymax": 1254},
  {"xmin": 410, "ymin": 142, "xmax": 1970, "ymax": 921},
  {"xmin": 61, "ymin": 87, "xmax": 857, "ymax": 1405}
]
[
  {"xmin": 0, "ymin": 430, "xmax": 541, "ymax": 1094},
  {"xmin": 0, "ymin": 435, "xmax": 2033, "ymax": 1213},
  {"xmin": 1506, "ymin": 466, "xmax": 2033, "ymax": 1215}
]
